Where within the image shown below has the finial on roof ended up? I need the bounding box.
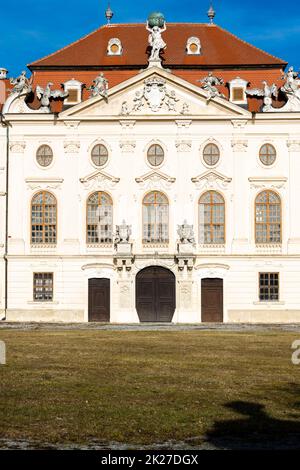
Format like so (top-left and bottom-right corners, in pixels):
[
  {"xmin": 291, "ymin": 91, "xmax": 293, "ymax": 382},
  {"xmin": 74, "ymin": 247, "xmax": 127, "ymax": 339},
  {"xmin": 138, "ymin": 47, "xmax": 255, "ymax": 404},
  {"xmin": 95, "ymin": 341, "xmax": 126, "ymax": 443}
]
[
  {"xmin": 105, "ymin": 3, "xmax": 114, "ymax": 24},
  {"xmin": 207, "ymin": 3, "xmax": 216, "ymax": 24}
]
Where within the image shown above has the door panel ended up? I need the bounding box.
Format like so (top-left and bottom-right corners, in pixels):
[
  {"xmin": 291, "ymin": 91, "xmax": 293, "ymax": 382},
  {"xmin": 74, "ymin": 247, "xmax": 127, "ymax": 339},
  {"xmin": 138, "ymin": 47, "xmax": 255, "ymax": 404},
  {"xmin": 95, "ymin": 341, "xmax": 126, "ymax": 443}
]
[
  {"xmin": 201, "ymin": 278, "xmax": 223, "ymax": 322},
  {"xmin": 136, "ymin": 267, "xmax": 176, "ymax": 322},
  {"xmin": 88, "ymin": 278, "xmax": 110, "ymax": 322}
]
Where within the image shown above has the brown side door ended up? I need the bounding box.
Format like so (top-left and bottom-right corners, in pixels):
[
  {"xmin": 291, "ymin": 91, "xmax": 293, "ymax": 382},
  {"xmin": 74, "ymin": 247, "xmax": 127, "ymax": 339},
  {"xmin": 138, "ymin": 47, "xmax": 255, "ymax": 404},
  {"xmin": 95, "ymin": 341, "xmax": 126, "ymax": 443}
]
[
  {"xmin": 88, "ymin": 278, "xmax": 110, "ymax": 322},
  {"xmin": 201, "ymin": 278, "xmax": 223, "ymax": 322},
  {"xmin": 136, "ymin": 267, "xmax": 176, "ymax": 322}
]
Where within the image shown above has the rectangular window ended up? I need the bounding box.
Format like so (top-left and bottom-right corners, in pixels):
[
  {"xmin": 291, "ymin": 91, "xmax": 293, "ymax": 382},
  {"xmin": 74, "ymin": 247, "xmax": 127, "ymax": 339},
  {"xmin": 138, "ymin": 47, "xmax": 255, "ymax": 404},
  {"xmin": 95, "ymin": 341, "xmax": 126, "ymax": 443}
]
[
  {"xmin": 232, "ymin": 87, "xmax": 244, "ymax": 102},
  {"xmin": 65, "ymin": 89, "xmax": 79, "ymax": 104},
  {"xmin": 33, "ymin": 273, "xmax": 53, "ymax": 302},
  {"xmin": 259, "ymin": 273, "xmax": 279, "ymax": 301}
]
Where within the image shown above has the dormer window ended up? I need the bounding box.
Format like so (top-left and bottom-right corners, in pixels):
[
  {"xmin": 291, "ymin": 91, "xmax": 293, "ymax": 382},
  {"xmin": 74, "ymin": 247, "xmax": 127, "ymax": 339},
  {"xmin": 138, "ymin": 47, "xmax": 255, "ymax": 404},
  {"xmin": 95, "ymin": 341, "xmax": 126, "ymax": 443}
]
[
  {"xmin": 228, "ymin": 77, "xmax": 248, "ymax": 105},
  {"xmin": 107, "ymin": 38, "xmax": 123, "ymax": 56},
  {"xmin": 186, "ymin": 37, "xmax": 201, "ymax": 55},
  {"xmin": 62, "ymin": 79, "xmax": 84, "ymax": 105}
]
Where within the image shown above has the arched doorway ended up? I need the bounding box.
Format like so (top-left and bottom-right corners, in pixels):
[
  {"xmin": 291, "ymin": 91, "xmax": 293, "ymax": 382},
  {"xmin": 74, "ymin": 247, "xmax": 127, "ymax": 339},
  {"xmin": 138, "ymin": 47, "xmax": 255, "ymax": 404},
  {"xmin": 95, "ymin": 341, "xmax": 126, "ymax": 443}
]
[
  {"xmin": 136, "ymin": 267, "xmax": 176, "ymax": 322},
  {"xmin": 201, "ymin": 278, "xmax": 223, "ymax": 322},
  {"xmin": 88, "ymin": 278, "xmax": 110, "ymax": 322}
]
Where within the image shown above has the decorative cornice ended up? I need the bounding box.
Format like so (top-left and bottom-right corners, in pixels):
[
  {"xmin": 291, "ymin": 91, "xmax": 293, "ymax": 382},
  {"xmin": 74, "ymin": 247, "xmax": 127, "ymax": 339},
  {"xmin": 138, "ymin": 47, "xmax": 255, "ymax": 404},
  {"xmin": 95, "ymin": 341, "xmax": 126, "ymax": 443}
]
[
  {"xmin": 119, "ymin": 140, "xmax": 136, "ymax": 152},
  {"xmin": 286, "ymin": 140, "xmax": 300, "ymax": 151},
  {"xmin": 63, "ymin": 120, "xmax": 80, "ymax": 130},
  {"xmin": 231, "ymin": 119, "xmax": 248, "ymax": 129},
  {"xmin": 191, "ymin": 170, "xmax": 232, "ymax": 190},
  {"xmin": 175, "ymin": 119, "xmax": 192, "ymax": 129},
  {"xmin": 175, "ymin": 140, "xmax": 192, "ymax": 152},
  {"xmin": 231, "ymin": 139, "xmax": 248, "ymax": 152},
  {"xmin": 248, "ymin": 176, "xmax": 287, "ymax": 190},
  {"xmin": 64, "ymin": 140, "xmax": 80, "ymax": 153},
  {"xmin": 135, "ymin": 170, "xmax": 176, "ymax": 184},
  {"xmin": 9, "ymin": 141, "xmax": 26, "ymax": 153},
  {"xmin": 80, "ymin": 170, "xmax": 120, "ymax": 190},
  {"xmin": 119, "ymin": 120, "xmax": 136, "ymax": 129},
  {"xmin": 25, "ymin": 177, "xmax": 64, "ymax": 191}
]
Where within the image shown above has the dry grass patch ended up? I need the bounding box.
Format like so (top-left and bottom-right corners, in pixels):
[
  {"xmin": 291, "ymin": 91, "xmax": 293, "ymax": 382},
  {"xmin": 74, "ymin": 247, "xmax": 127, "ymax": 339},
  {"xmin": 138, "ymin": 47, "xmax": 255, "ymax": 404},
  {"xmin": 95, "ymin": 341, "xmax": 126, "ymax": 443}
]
[{"xmin": 0, "ymin": 329, "xmax": 299, "ymax": 445}]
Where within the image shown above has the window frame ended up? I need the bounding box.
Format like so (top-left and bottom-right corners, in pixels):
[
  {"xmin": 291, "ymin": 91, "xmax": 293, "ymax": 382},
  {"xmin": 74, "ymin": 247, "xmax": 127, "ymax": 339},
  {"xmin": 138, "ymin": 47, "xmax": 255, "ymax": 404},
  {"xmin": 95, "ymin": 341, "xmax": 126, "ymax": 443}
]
[
  {"xmin": 202, "ymin": 143, "xmax": 220, "ymax": 167},
  {"xmin": 259, "ymin": 143, "xmax": 277, "ymax": 167},
  {"xmin": 90, "ymin": 143, "xmax": 109, "ymax": 168},
  {"xmin": 86, "ymin": 191, "xmax": 113, "ymax": 244},
  {"xmin": 31, "ymin": 191, "xmax": 57, "ymax": 245},
  {"xmin": 36, "ymin": 145, "xmax": 54, "ymax": 168},
  {"xmin": 255, "ymin": 190, "xmax": 282, "ymax": 244},
  {"xmin": 142, "ymin": 191, "xmax": 169, "ymax": 244},
  {"xmin": 33, "ymin": 272, "xmax": 54, "ymax": 302},
  {"xmin": 146, "ymin": 144, "xmax": 165, "ymax": 168},
  {"xmin": 258, "ymin": 272, "xmax": 280, "ymax": 302},
  {"xmin": 198, "ymin": 191, "xmax": 226, "ymax": 245}
]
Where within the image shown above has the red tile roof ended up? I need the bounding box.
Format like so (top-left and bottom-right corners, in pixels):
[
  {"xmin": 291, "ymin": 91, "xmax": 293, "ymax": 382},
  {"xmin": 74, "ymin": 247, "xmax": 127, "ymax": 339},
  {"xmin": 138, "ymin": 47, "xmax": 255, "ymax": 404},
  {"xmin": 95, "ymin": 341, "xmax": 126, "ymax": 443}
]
[{"xmin": 28, "ymin": 23, "xmax": 287, "ymax": 69}]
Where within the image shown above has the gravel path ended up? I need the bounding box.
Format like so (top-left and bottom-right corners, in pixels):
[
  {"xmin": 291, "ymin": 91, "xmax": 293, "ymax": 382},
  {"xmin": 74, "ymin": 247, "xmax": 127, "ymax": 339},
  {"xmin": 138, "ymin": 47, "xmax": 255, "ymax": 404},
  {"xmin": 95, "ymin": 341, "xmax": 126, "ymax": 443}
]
[{"xmin": 0, "ymin": 322, "xmax": 300, "ymax": 332}]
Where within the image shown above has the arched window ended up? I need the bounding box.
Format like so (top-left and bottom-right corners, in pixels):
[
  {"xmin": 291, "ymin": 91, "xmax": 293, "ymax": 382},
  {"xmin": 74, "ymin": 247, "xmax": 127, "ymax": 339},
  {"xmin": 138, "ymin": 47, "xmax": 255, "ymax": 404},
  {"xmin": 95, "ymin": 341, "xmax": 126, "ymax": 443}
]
[
  {"xmin": 143, "ymin": 191, "xmax": 169, "ymax": 244},
  {"xmin": 31, "ymin": 191, "xmax": 57, "ymax": 244},
  {"xmin": 199, "ymin": 191, "xmax": 225, "ymax": 244},
  {"xmin": 202, "ymin": 143, "xmax": 220, "ymax": 166},
  {"xmin": 87, "ymin": 192, "xmax": 113, "ymax": 243},
  {"xmin": 255, "ymin": 190, "xmax": 281, "ymax": 243}
]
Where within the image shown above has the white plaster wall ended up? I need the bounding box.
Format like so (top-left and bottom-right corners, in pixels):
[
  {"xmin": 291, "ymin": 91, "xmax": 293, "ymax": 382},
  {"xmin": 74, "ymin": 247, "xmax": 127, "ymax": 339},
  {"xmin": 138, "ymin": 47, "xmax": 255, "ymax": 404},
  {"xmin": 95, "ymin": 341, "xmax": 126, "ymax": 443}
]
[{"xmin": 3, "ymin": 76, "xmax": 300, "ymax": 322}]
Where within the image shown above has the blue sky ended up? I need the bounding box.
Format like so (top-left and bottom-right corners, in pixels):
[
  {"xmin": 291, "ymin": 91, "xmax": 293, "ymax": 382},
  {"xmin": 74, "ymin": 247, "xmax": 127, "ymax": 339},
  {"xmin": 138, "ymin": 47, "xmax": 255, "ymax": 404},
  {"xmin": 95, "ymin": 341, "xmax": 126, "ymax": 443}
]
[{"xmin": 1, "ymin": 0, "xmax": 300, "ymax": 76}]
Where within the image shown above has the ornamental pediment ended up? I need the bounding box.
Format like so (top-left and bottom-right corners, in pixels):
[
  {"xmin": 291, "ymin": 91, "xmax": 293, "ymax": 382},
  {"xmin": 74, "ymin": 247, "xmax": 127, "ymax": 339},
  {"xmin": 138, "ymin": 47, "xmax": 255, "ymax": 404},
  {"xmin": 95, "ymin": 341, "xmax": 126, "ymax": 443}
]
[
  {"xmin": 80, "ymin": 170, "xmax": 120, "ymax": 190},
  {"xmin": 191, "ymin": 170, "xmax": 232, "ymax": 190},
  {"xmin": 59, "ymin": 67, "xmax": 251, "ymax": 120},
  {"xmin": 135, "ymin": 170, "xmax": 176, "ymax": 190}
]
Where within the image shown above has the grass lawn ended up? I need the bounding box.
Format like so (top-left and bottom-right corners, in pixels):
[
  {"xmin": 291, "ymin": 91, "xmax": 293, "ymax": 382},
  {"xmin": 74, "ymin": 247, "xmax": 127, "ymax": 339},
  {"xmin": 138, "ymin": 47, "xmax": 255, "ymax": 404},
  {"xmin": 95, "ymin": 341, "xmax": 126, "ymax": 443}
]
[{"xmin": 0, "ymin": 329, "xmax": 300, "ymax": 447}]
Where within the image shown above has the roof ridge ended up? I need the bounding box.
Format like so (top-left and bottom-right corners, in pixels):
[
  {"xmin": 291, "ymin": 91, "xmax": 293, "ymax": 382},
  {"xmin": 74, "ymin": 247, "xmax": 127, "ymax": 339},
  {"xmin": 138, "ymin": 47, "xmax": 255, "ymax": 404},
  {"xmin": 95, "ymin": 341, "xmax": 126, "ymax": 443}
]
[{"xmin": 214, "ymin": 24, "xmax": 287, "ymax": 65}]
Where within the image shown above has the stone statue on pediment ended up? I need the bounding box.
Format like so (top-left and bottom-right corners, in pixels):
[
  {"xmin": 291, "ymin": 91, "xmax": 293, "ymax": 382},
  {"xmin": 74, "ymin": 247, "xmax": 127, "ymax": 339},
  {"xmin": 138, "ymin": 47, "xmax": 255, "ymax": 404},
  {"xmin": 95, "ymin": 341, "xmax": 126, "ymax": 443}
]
[
  {"xmin": 198, "ymin": 72, "xmax": 225, "ymax": 101},
  {"xmin": 10, "ymin": 71, "xmax": 32, "ymax": 95},
  {"xmin": 88, "ymin": 73, "xmax": 109, "ymax": 99},
  {"xmin": 36, "ymin": 82, "xmax": 68, "ymax": 112},
  {"xmin": 246, "ymin": 81, "xmax": 278, "ymax": 112}
]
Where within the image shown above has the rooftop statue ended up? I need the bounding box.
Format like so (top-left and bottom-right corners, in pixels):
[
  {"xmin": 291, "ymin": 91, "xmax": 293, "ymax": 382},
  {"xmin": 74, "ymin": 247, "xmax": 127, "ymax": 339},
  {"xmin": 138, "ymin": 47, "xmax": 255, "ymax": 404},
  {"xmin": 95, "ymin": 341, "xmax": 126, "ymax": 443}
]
[
  {"xmin": 36, "ymin": 82, "xmax": 68, "ymax": 113},
  {"xmin": 248, "ymin": 66, "xmax": 300, "ymax": 112},
  {"xmin": 198, "ymin": 72, "xmax": 225, "ymax": 101},
  {"xmin": 88, "ymin": 73, "xmax": 109, "ymax": 99},
  {"xmin": 281, "ymin": 66, "xmax": 299, "ymax": 94},
  {"xmin": 10, "ymin": 71, "xmax": 32, "ymax": 95},
  {"xmin": 246, "ymin": 81, "xmax": 278, "ymax": 112},
  {"xmin": 146, "ymin": 15, "xmax": 167, "ymax": 63}
]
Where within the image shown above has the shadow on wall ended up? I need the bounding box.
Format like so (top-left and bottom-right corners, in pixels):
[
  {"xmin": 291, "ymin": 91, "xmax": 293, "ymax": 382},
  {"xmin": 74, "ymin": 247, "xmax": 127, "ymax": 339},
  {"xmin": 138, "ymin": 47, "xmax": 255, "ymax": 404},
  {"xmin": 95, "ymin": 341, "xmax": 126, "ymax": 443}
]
[{"xmin": 206, "ymin": 387, "xmax": 300, "ymax": 449}]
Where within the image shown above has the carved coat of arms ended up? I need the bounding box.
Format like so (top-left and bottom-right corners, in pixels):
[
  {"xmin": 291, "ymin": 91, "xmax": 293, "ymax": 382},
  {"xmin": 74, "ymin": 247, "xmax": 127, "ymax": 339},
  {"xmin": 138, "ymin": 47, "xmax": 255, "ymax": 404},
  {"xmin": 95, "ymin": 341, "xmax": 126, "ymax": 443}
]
[{"xmin": 144, "ymin": 77, "xmax": 166, "ymax": 112}]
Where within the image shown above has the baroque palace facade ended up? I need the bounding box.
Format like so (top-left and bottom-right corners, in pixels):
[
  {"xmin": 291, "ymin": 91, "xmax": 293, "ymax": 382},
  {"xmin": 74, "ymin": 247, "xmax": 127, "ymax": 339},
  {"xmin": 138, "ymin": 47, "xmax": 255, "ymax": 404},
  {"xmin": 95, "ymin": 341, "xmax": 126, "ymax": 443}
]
[{"xmin": 0, "ymin": 10, "xmax": 300, "ymax": 323}]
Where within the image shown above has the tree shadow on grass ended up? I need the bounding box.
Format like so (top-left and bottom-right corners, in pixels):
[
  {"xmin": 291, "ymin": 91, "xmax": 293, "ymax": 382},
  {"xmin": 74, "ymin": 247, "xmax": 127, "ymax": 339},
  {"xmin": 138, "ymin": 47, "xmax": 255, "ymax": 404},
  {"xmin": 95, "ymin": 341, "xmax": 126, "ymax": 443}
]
[{"xmin": 206, "ymin": 399, "xmax": 300, "ymax": 450}]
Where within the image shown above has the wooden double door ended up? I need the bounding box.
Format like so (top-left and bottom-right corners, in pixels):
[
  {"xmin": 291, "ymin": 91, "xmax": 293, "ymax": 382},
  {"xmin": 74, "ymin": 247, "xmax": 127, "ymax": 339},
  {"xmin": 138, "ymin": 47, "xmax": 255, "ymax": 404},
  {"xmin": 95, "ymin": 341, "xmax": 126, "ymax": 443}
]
[
  {"xmin": 201, "ymin": 278, "xmax": 223, "ymax": 322},
  {"xmin": 88, "ymin": 278, "xmax": 110, "ymax": 322},
  {"xmin": 136, "ymin": 267, "xmax": 176, "ymax": 322}
]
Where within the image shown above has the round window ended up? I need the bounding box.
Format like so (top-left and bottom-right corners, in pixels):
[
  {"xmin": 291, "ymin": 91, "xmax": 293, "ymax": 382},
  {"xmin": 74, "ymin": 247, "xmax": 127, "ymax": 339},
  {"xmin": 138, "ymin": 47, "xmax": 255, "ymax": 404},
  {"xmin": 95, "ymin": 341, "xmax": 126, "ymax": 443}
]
[
  {"xmin": 203, "ymin": 143, "xmax": 220, "ymax": 166},
  {"xmin": 147, "ymin": 144, "xmax": 164, "ymax": 167},
  {"xmin": 189, "ymin": 43, "xmax": 198, "ymax": 53},
  {"xmin": 259, "ymin": 144, "xmax": 276, "ymax": 166},
  {"xmin": 91, "ymin": 144, "xmax": 109, "ymax": 167},
  {"xmin": 36, "ymin": 145, "xmax": 53, "ymax": 167}
]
